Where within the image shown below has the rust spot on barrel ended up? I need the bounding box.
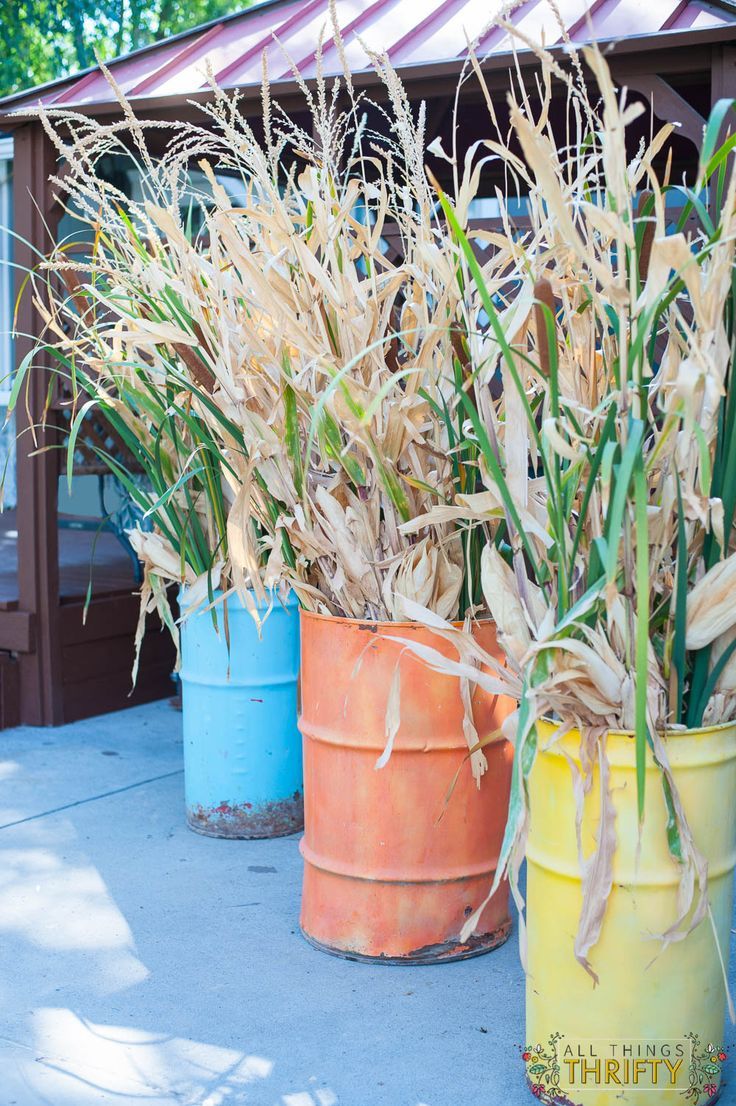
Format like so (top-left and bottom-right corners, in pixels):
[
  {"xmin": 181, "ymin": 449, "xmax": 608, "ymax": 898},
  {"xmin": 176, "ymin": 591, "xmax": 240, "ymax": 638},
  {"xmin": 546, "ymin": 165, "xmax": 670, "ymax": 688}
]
[{"xmin": 187, "ymin": 792, "xmax": 304, "ymax": 839}]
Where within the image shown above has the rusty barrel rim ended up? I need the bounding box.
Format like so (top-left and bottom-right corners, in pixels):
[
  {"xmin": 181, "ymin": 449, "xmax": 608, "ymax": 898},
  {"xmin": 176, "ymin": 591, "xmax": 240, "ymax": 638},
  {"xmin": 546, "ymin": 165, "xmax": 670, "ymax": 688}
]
[
  {"xmin": 186, "ymin": 821, "xmax": 303, "ymax": 840},
  {"xmin": 186, "ymin": 792, "xmax": 304, "ymax": 839},
  {"xmin": 300, "ymin": 920, "xmax": 512, "ymax": 965}
]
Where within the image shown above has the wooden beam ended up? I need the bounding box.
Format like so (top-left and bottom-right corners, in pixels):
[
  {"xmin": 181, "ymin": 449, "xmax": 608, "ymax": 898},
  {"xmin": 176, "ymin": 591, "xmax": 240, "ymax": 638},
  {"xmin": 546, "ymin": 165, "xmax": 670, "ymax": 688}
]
[
  {"xmin": 708, "ymin": 44, "xmax": 736, "ymax": 220},
  {"xmin": 13, "ymin": 123, "xmax": 64, "ymax": 725},
  {"xmin": 60, "ymin": 598, "xmax": 176, "ymax": 722},
  {"xmin": 711, "ymin": 42, "xmax": 736, "ymax": 107},
  {"xmin": 0, "ymin": 610, "xmax": 34, "ymax": 654},
  {"xmin": 0, "ymin": 654, "xmax": 21, "ymax": 729},
  {"xmin": 610, "ymin": 69, "xmax": 706, "ymax": 150},
  {"xmin": 59, "ymin": 592, "xmax": 147, "ymax": 646}
]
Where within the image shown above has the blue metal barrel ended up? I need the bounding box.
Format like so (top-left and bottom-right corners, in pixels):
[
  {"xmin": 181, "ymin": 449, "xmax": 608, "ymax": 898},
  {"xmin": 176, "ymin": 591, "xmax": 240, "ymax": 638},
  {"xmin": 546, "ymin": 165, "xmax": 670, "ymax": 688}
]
[{"xmin": 179, "ymin": 589, "xmax": 302, "ymax": 838}]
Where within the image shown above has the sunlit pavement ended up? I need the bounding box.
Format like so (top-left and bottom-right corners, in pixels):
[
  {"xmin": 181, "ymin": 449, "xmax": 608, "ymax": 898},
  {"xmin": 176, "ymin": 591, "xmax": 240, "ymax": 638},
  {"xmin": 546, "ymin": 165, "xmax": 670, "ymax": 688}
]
[
  {"xmin": 0, "ymin": 700, "xmax": 534, "ymax": 1106},
  {"xmin": 3, "ymin": 703, "xmax": 736, "ymax": 1106}
]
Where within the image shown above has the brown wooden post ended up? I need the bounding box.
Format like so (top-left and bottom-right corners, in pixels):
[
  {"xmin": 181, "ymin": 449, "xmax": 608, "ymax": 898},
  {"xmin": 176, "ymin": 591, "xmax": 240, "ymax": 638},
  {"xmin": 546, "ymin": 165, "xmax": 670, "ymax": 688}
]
[
  {"xmin": 13, "ymin": 122, "xmax": 64, "ymax": 725},
  {"xmin": 711, "ymin": 43, "xmax": 736, "ymax": 109},
  {"xmin": 707, "ymin": 45, "xmax": 736, "ymax": 227}
]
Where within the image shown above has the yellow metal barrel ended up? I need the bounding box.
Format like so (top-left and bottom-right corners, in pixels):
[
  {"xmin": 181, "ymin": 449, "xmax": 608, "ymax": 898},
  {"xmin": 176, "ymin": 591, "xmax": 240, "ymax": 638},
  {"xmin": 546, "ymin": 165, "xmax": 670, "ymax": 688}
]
[{"xmin": 526, "ymin": 720, "xmax": 736, "ymax": 1106}]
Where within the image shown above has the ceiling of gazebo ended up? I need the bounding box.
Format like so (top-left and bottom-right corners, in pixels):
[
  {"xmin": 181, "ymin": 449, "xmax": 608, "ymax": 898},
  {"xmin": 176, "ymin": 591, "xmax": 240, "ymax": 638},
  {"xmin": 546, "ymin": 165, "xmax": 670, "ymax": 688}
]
[{"xmin": 1, "ymin": 0, "xmax": 735, "ymax": 116}]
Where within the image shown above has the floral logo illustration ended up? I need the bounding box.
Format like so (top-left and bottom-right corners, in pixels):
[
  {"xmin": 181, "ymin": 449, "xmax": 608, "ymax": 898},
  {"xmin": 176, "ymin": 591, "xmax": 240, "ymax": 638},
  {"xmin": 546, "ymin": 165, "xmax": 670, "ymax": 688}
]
[
  {"xmin": 683, "ymin": 1034, "xmax": 728, "ymax": 1102},
  {"xmin": 520, "ymin": 1034, "xmax": 582, "ymax": 1106}
]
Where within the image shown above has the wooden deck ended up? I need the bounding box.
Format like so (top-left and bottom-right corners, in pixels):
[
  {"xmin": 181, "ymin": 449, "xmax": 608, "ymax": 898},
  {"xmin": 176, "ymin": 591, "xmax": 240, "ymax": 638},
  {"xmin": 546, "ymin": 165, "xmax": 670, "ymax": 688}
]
[
  {"xmin": 0, "ymin": 509, "xmax": 137, "ymax": 609},
  {"xmin": 0, "ymin": 508, "xmax": 176, "ymax": 727}
]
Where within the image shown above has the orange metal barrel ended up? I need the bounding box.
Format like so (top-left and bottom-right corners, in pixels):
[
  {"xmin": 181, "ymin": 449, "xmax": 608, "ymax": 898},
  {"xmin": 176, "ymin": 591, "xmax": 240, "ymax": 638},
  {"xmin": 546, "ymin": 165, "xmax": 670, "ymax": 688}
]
[{"xmin": 298, "ymin": 610, "xmax": 514, "ymax": 963}]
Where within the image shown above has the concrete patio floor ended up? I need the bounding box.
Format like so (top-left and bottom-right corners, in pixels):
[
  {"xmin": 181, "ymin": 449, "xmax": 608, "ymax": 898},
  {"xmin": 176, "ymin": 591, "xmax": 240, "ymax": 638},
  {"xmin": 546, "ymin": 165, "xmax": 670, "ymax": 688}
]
[{"xmin": 0, "ymin": 701, "xmax": 734, "ymax": 1106}]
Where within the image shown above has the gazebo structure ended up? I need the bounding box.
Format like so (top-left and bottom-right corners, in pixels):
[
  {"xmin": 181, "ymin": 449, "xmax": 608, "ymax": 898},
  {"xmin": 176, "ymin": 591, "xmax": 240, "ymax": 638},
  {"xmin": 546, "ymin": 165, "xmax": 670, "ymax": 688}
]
[{"xmin": 0, "ymin": 0, "xmax": 733, "ymax": 728}]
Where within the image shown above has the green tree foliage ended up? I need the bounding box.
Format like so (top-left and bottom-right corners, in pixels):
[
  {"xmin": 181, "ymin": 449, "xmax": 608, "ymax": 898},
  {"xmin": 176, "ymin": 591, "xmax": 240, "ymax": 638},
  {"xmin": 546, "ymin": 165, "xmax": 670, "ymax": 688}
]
[{"xmin": 0, "ymin": 1, "xmax": 248, "ymax": 98}]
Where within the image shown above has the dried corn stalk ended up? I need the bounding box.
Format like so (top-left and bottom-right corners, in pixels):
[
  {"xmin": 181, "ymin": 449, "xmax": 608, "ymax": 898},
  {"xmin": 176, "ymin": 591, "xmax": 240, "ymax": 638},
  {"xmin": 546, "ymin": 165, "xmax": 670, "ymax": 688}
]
[
  {"xmin": 20, "ymin": 36, "xmax": 520, "ymax": 636},
  {"xmin": 416, "ymin": 38, "xmax": 736, "ymax": 974}
]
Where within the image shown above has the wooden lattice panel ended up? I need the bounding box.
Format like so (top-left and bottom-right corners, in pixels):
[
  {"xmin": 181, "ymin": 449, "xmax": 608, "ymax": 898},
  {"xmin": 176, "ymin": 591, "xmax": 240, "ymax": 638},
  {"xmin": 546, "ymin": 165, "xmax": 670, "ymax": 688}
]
[{"xmin": 57, "ymin": 405, "xmax": 143, "ymax": 477}]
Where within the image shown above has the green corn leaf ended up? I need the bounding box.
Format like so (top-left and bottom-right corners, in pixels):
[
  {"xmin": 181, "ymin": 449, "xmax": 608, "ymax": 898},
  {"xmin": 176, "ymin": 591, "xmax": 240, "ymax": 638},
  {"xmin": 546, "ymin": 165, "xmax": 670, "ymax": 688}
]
[
  {"xmin": 569, "ymin": 405, "xmax": 617, "ymax": 568},
  {"xmin": 435, "ymin": 186, "xmax": 543, "ymax": 454},
  {"xmin": 282, "ymin": 352, "xmax": 304, "ymax": 500},
  {"xmin": 690, "ymin": 636, "xmax": 736, "ymax": 730},
  {"xmin": 660, "ymin": 773, "xmax": 684, "ymax": 863},
  {"xmin": 605, "ymin": 420, "xmax": 644, "ymax": 585},
  {"xmin": 317, "ymin": 409, "xmax": 366, "ymax": 487},
  {"xmin": 633, "ymin": 459, "xmax": 650, "ymax": 823},
  {"xmin": 673, "ymin": 477, "xmax": 688, "ymax": 725},
  {"xmin": 457, "ymin": 389, "xmax": 541, "ymax": 580},
  {"xmin": 65, "ymin": 397, "xmax": 100, "ymax": 493},
  {"xmin": 698, "ymin": 99, "xmax": 736, "ymax": 185},
  {"xmin": 6, "ymin": 346, "xmax": 37, "ymax": 414},
  {"xmin": 143, "ymin": 462, "xmax": 207, "ymax": 519},
  {"xmin": 493, "ymin": 662, "xmax": 541, "ymax": 895}
]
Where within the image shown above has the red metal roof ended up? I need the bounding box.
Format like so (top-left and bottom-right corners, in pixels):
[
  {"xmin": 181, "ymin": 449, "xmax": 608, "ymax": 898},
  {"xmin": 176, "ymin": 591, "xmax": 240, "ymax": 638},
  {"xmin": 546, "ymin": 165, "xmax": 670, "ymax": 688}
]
[{"xmin": 1, "ymin": 0, "xmax": 734, "ymax": 113}]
